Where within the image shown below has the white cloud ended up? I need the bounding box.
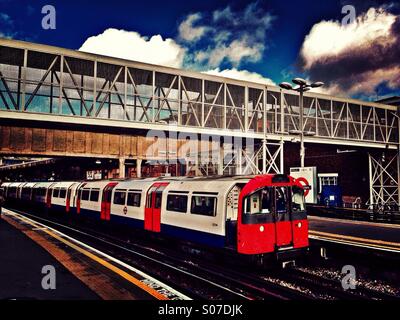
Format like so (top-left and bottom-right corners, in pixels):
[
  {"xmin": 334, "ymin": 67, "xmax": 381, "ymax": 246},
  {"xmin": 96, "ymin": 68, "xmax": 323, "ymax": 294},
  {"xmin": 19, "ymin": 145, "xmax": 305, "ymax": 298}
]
[
  {"xmin": 196, "ymin": 37, "xmax": 264, "ymax": 68},
  {"xmin": 79, "ymin": 28, "xmax": 186, "ymax": 68},
  {"xmin": 178, "ymin": 13, "xmax": 209, "ymax": 42},
  {"xmin": 301, "ymin": 8, "xmax": 396, "ymax": 69},
  {"xmin": 321, "ymin": 66, "xmax": 400, "ymax": 96},
  {"xmin": 0, "ymin": 13, "xmax": 12, "ymax": 26},
  {"xmin": 299, "ymin": 7, "xmax": 400, "ymax": 97},
  {"xmin": 181, "ymin": 2, "xmax": 274, "ymax": 69},
  {"xmin": 213, "ymin": 6, "xmax": 234, "ymax": 22},
  {"xmin": 204, "ymin": 68, "xmax": 276, "ymax": 86}
]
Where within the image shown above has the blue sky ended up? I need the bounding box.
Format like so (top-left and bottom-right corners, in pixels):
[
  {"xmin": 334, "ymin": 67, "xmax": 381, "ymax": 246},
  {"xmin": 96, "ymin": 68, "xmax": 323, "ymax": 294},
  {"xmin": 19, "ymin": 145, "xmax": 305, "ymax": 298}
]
[{"xmin": 1, "ymin": 0, "xmax": 399, "ymax": 100}]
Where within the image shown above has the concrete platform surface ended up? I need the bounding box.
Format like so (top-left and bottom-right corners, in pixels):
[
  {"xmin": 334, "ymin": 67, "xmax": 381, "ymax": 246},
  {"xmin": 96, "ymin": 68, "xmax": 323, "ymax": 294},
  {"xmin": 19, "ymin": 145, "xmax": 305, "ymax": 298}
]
[
  {"xmin": 0, "ymin": 217, "xmax": 99, "ymax": 300},
  {"xmin": 309, "ymin": 215, "xmax": 400, "ymax": 251}
]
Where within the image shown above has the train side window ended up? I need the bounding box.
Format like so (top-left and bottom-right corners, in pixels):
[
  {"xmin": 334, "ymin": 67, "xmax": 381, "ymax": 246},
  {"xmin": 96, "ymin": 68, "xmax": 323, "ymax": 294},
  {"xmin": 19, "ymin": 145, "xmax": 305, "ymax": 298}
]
[
  {"xmin": 191, "ymin": 196, "xmax": 217, "ymax": 217},
  {"xmin": 22, "ymin": 188, "xmax": 31, "ymax": 198},
  {"xmin": 53, "ymin": 188, "xmax": 60, "ymax": 198},
  {"xmin": 292, "ymin": 186, "xmax": 305, "ymax": 212},
  {"xmin": 35, "ymin": 188, "xmax": 42, "ymax": 197},
  {"xmin": 167, "ymin": 194, "xmax": 188, "ymax": 213},
  {"xmin": 59, "ymin": 188, "xmax": 67, "ymax": 199},
  {"xmin": 114, "ymin": 190, "xmax": 127, "ymax": 205},
  {"xmin": 127, "ymin": 192, "xmax": 141, "ymax": 207},
  {"xmin": 90, "ymin": 189, "xmax": 100, "ymax": 202},
  {"xmin": 81, "ymin": 189, "xmax": 90, "ymax": 201}
]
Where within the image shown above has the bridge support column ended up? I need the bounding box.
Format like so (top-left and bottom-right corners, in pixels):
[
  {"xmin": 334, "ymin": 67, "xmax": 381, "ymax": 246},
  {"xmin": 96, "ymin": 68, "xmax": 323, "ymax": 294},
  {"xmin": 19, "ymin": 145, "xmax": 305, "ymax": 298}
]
[
  {"xmin": 136, "ymin": 159, "xmax": 142, "ymax": 178},
  {"xmin": 218, "ymin": 146, "xmax": 224, "ymax": 175},
  {"xmin": 235, "ymin": 148, "xmax": 242, "ymax": 175},
  {"xmin": 119, "ymin": 157, "xmax": 126, "ymax": 179},
  {"xmin": 368, "ymin": 152, "xmax": 400, "ymax": 207}
]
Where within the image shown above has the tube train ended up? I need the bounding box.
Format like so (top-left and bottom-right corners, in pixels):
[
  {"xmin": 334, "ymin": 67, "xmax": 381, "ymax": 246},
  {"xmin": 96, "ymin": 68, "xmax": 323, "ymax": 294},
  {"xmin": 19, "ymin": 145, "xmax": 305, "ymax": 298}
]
[{"xmin": 0, "ymin": 174, "xmax": 308, "ymax": 262}]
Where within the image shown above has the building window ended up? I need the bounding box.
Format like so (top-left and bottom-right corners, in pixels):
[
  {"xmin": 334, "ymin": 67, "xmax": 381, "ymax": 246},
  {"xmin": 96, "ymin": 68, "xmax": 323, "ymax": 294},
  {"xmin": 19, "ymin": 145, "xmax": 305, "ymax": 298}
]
[
  {"xmin": 167, "ymin": 194, "xmax": 188, "ymax": 213},
  {"xmin": 318, "ymin": 174, "xmax": 338, "ymax": 193},
  {"xmin": 191, "ymin": 196, "xmax": 217, "ymax": 217},
  {"xmin": 127, "ymin": 192, "xmax": 141, "ymax": 207},
  {"xmin": 113, "ymin": 190, "xmax": 127, "ymax": 205}
]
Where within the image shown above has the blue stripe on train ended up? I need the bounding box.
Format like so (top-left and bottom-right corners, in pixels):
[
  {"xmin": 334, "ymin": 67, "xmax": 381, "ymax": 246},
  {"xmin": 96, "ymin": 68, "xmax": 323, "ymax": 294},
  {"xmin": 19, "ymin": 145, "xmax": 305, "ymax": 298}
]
[
  {"xmin": 110, "ymin": 214, "xmax": 144, "ymax": 229},
  {"xmin": 51, "ymin": 204, "xmax": 101, "ymax": 220},
  {"xmin": 110, "ymin": 214, "xmax": 225, "ymax": 248},
  {"xmin": 161, "ymin": 223, "xmax": 225, "ymax": 248},
  {"xmin": 50, "ymin": 205, "xmax": 226, "ymax": 248}
]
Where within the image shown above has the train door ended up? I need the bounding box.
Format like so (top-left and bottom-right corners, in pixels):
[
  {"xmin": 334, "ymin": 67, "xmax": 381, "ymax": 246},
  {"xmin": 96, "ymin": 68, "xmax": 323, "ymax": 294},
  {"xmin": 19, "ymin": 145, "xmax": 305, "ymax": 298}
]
[
  {"xmin": 76, "ymin": 183, "xmax": 87, "ymax": 214},
  {"xmin": 65, "ymin": 184, "xmax": 74, "ymax": 213},
  {"xmin": 101, "ymin": 182, "xmax": 118, "ymax": 221},
  {"xmin": 273, "ymin": 187, "xmax": 293, "ymax": 248},
  {"xmin": 46, "ymin": 183, "xmax": 55, "ymax": 208},
  {"xmin": 145, "ymin": 182, "xmax": 169, "ymax": 232}
]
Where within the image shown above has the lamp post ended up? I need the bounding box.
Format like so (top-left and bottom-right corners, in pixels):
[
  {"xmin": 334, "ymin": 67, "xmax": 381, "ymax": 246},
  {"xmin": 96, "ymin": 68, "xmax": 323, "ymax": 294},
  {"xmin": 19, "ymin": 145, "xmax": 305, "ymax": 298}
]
[{"xmin": 279, "ymin": 78, "xmax": 324, "ymax": 168}]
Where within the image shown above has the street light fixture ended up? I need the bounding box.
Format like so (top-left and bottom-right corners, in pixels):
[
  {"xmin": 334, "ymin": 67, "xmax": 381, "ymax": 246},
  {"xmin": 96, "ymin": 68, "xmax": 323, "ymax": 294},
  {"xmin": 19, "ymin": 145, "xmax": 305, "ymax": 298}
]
[{"xmin": 279, "ymin": 78, "xmax": 324, "ymax": 168}]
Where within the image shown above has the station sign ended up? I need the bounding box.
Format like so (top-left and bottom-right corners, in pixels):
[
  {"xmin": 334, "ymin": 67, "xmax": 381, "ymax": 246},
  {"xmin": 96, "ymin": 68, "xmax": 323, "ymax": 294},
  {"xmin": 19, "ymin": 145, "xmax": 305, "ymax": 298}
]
[
  {"xmin": 290, "ymin": 166, "xmax": 317, "ymax": 204},
  {"xmin": 86, "ymin": 170, "xmax": 102, "ymax": 180}
]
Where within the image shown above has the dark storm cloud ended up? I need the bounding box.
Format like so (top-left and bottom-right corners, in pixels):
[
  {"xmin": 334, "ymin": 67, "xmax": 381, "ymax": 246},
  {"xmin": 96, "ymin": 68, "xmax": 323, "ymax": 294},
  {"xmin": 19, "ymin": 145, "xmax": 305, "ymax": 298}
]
[{"xmin": 299, "ymin": 8, "xmax": 400, "ymax": 95}]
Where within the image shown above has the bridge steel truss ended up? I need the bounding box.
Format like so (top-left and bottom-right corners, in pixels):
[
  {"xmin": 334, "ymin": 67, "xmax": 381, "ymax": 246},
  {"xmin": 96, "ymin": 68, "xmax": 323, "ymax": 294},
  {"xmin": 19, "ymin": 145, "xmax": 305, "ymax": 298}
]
[
  {"xmin": 0, "ymin": 39, "xmax": 399, "ymax": 203},
  {"xmin": 369, "ymin": 152, "xmax": 400, "ymax": 207}
]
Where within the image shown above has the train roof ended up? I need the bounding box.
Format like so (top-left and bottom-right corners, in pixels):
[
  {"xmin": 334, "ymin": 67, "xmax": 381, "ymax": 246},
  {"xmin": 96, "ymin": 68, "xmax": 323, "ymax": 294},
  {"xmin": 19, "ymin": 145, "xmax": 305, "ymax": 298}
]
[
  {"xmin": 50, "ymin": 181, "xmax": 79, "ymax": 188},
  {"xmin": 33, "ymin": 182, "xmax": 57, "ymax": 188}
]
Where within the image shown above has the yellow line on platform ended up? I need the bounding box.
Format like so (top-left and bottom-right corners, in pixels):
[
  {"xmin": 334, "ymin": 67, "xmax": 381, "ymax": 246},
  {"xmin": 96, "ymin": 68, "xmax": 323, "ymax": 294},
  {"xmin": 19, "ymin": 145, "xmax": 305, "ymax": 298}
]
[
  {"xmin": 309, "ymin": 230, "xmax": 400, "ymax": 250},
  {"xmin": 5, "ymin": 211, "xmax": 169, "ymax": 300}
]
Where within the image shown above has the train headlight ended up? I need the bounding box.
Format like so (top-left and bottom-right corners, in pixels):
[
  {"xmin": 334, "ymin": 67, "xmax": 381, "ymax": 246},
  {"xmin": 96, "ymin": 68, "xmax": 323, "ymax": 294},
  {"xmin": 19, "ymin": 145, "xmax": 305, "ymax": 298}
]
[
  {"xmin": 297, "ymin": 222, "xmax": 302, "ymax": 228},
  {"xmin": 259, "ymin": 226, "xmax": 265, "ymax": 232}
]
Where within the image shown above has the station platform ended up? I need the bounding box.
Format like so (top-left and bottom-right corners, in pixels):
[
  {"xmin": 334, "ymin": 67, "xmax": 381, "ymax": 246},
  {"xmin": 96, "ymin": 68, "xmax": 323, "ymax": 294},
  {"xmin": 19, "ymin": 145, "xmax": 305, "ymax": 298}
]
[
  {"xmin": 308, "ymin": 215, "xmax": 400, "ymax": 253},
  {"xmin": 0, "ymin": 208, "xmax": 188, "ymax": 300},
  {"xmin": 0, "ymin": 213, "xmax": 99, "ymax": 300}
]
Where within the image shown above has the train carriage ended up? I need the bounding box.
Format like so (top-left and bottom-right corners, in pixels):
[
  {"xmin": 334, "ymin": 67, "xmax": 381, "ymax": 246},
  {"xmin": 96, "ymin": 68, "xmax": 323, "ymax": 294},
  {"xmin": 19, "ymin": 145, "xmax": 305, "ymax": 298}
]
[
  {"xmin": 109, "ymin": 179, "xmax": 157, "ymax": 228},
  {"xmin": 1, "ymin": 174, "xmax": 309, "ymax": 263},
  {"xmin": 48, "ymin": 182, "xmax": 80, "ymax": 213},
  {"xmin": 4, "ymin": 182, "xmax": 24, "ymax": 205},
  {"xmin": 74, "ymin": 180, "xmax": 119, "ymax": 218},
  {"xmin": 156, "ymin": 177, "xmax": 249, "ymax": 248},
  {"xmin": 20, "ymin": 182, "xmax": 37, "ymax": 203},
  {"xmin": 1, "ymin": 182, "xmax": 11, "ymax": 198},
  {"xmin": 32, "ymin": 182, "xmax": 55, "ymax": 210}
]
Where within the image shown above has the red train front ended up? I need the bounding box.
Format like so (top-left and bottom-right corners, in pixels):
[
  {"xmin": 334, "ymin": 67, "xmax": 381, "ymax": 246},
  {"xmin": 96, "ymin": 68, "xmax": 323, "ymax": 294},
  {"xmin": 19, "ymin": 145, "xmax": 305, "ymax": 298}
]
[{"xmin": 237, "ymin": 174, "xmax": 308, "ymax": 260}]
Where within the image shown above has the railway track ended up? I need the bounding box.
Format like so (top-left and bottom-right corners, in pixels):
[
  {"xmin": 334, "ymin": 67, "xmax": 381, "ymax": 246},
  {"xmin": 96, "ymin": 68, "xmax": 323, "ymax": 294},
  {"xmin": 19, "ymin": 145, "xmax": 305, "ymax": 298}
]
[
  {"xmin": 266, "ymin": 268, "xmax": 400, "ymax": 300},
  {"xmin": 6, "ymin": 207, "xmax": 400, "ymax": 301},
  {"xmin": 5, "ymin": 207, "xmax": 308, "ymax": 300},
  {"xmin": 285, "ymin": 268, "xmax": 400, "ymax": 300}
]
